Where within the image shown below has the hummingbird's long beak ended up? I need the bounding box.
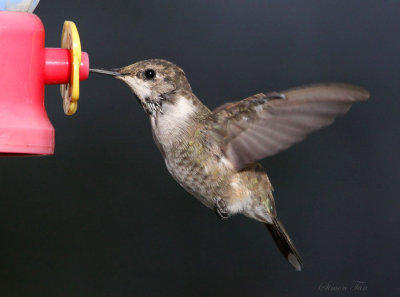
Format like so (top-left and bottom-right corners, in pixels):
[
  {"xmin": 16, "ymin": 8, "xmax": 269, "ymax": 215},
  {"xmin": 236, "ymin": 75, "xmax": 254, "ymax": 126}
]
[{"xmin": 89, "ymin": 68, "xmax": 122, "ymax": 76}]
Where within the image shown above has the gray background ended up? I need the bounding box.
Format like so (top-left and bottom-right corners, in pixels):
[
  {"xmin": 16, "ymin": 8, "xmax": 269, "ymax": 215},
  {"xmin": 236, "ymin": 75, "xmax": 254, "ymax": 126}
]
[{"xmin": 1, "ymin": 1, "xmax": 399, "ymax": 296}]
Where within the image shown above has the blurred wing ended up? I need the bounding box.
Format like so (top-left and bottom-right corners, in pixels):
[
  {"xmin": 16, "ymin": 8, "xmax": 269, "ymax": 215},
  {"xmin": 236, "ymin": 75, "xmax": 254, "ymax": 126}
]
[{"xmin": 208, "ymin": 84, "xmax": 369, "ymax": 170}]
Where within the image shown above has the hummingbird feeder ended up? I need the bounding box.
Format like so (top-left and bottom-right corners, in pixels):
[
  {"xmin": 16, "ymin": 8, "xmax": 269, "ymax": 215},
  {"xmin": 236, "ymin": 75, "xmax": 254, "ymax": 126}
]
[{"xmin": 0, "ymin": 0, "xmax": 89, "ymax": 156}]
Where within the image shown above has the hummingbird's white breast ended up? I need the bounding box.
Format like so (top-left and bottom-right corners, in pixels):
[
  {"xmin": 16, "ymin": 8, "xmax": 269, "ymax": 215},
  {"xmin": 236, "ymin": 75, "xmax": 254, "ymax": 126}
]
[{"xmin": 151, "ymin": 96, "xmax": 198, "ymax": 149}]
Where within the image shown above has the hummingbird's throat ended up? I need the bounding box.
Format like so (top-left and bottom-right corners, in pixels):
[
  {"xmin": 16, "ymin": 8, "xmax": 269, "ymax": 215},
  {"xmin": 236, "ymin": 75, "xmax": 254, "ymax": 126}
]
[{"xmin": 141, "ymin": 96, "xmax": 164, "ymax": 115}]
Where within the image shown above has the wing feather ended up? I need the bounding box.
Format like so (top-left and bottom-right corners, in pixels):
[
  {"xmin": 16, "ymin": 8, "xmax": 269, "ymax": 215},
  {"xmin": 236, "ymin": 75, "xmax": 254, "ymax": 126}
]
[{"xmin": 208, "ymin": 84, "xmax": 369, "ymax": 170}]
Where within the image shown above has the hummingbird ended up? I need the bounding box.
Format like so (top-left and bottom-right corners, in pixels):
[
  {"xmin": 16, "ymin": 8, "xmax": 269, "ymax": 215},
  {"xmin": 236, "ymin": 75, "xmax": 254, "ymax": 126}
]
[{"xmin": 90, "ymin": 59, "xmax": 369, "ymax": 271}]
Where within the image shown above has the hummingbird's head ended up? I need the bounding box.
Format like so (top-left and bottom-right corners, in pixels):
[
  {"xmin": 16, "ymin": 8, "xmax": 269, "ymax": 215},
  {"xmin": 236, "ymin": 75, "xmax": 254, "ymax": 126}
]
[{"xmin": 90, "ymin": 59, "xmax": 192, "ymax": 115}]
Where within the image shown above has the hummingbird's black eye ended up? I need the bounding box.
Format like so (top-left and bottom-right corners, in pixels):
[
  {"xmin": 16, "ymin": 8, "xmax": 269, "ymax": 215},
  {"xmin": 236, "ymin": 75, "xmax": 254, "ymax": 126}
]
[{"xmin": 144, "ymin": 69, "xmax": 156, "ymax": 79}]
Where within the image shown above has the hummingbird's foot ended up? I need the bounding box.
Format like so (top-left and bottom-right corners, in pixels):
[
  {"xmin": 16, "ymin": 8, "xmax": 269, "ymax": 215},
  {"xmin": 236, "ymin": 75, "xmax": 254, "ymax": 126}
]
[
  {"xmin": 215, "ymin": 198, "xmax": 229, "ymax": 220},
  {"xmin": 264, "ymin": 92, "xmax": 286, "ymax": 100}
]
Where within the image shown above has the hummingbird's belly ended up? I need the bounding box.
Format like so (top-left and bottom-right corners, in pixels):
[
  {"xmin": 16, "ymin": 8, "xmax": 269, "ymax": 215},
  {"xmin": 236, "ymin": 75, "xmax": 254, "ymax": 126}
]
[
  {"xmin": 164, "ymin": 155, "xmax": 228, "ymax": 209},
  {"xmin": 164, "ymin": 150, "xmax": 275, "ymax": 223}
]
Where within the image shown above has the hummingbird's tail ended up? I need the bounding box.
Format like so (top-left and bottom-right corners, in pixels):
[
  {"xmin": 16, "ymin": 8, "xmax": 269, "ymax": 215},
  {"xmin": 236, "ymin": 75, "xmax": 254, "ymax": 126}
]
[{"xmin": 265, "ymin": 218, "xmax": 303, "ymax": 271}]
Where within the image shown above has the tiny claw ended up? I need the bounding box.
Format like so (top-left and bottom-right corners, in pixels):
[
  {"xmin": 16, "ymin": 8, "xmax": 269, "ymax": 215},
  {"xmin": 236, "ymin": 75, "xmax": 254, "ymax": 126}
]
[{"xmin": 215, "ymin": 198, "xmax": 229, "ymax": 220}]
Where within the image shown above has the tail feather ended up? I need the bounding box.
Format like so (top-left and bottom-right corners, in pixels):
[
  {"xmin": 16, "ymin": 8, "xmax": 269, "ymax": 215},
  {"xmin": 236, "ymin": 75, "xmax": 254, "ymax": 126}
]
[{"xmin": 265, "ymin": 218, "xmax": 303, "ymax": 271}]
